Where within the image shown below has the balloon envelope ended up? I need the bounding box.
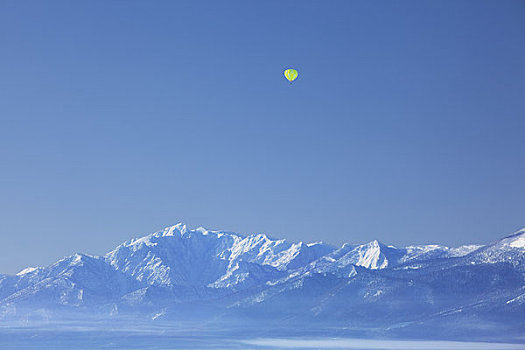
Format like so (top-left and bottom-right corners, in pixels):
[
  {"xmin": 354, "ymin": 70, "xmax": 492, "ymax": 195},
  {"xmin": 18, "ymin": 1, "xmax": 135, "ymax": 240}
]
[{"xmin": 284, "ymin": 69, "xmax": 298, "ymax": 82}]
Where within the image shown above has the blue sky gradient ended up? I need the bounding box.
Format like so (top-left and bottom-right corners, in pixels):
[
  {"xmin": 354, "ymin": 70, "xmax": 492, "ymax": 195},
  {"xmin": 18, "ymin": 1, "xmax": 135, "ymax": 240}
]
[{"xmin": 1, "ymin": 1, "xmax": 524, "ymax": 273}]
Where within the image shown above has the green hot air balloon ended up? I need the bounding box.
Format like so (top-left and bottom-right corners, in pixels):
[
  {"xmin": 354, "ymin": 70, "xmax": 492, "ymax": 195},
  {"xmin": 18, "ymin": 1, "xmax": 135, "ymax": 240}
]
[{"xmin": 284, "ymin": 68, "xmax": 298, "ymax": 83}]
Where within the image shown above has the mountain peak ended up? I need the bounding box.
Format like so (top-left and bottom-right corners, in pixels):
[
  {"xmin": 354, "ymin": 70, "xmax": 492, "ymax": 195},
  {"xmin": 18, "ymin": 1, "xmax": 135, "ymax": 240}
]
[
  {"xmin": 2, "ymin": 223, "xmax": 525, "ymax": 335},
  {"xmin": 158, "ymin": 223, "xmax": 188, "ymax": 237},
  {"xmin": 366, "ymin": 239, "xmax": 383, "ymax": 247}
]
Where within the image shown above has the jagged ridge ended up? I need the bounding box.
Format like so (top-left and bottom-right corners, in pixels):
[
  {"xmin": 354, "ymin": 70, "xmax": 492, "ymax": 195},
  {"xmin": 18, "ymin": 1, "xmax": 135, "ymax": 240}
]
[{"xmin": 1, "ymin": 223, "xmax": 524, "ymax": 335}]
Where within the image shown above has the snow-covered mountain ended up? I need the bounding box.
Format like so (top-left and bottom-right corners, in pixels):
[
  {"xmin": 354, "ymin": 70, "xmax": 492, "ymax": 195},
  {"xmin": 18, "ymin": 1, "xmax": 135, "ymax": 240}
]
[
  {"xmin": 1, "ymin": 223, "xmax": 524, "ymax": 338},
  {"xmin": 105, "ymin": 223, "xmax": 334, "ymax": 290}
]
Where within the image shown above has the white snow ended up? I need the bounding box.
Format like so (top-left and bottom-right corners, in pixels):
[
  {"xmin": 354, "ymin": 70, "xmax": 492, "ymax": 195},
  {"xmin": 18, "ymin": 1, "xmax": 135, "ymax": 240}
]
[
  {"xmin": 494, "ymin": 229, "xmax": 525, "ymax": 250},
  {"xmin": 449, "ymin": 245, "xmax": 482, "ymax": 257},
  {"xmin": 508, "ymin": 235, "xmax": 525, "ymax": 248},
  {"xmin": 16, "ymin": 267, "xmax": 38, "ymax": 276},
  {"xmin": 6, "ymin": 221, "xmax": 524, "ymax": 324}
]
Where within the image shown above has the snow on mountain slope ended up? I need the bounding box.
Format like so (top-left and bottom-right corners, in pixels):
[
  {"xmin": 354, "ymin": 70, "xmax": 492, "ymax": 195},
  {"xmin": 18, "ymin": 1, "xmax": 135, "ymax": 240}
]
[
  {"xmin": 105, "ymin": 223, "xmax": 334, "ymax": 290},
  {"xmin": 300, "ymin": 240, "xmax": 480, "ymax": 277},
  {"xmin": 400, "ymin": 244, "xmax": 482, "ymax": 262},
  {"xmin": 462, "ymin": 228, "xmax": 525, "ymax": 269},
  {"xmin": 500, "ymin": 228, "xmax": 525, "ymax": 249},
  {"xmin": 226, "ymin": 233, "xmax": 333, "ymax": 271},
  {"xmin": 16, "ymin": 267, "xmax": 40, "ymax": 276},
  {"xmin": 331, "ymin": 240, "xmax": 394, "ymax": 269},
  {"xmin": 1, "ymin": 223, "xmax": 524, "ymax": 331},
  {"xmin": 2, "ymin": 253, "xmax": 138, "ymax": 310},
  {"xmin": 105, "ymin": 224, "xmax": 236, "ymax": 287}
]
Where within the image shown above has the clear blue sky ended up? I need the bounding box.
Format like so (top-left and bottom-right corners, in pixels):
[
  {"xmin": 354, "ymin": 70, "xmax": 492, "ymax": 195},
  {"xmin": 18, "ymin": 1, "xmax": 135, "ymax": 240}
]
[{"xmin": 1, "ymin": 1, "xmax": 524, "ymax": 274}]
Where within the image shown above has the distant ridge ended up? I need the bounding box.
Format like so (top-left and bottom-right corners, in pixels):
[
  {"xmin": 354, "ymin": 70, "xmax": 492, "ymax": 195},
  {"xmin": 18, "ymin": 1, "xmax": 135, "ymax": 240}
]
[{"xmin": 1, "ymin": 223, "xmax": 524, "ymax": 339}]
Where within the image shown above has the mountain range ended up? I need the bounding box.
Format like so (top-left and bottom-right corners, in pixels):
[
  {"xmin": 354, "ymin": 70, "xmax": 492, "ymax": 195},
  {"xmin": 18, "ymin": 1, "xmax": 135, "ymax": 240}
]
[{"xmin": 1, "ymin": 223, "xmax": 524, "ymax": 339}]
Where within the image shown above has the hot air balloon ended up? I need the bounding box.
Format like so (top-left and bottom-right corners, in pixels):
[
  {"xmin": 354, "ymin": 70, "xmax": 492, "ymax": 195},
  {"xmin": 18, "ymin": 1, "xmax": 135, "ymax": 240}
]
[{"xmin": 284, "ymin": 68, "xmax": 298, "ymax": 83}]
